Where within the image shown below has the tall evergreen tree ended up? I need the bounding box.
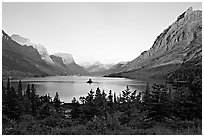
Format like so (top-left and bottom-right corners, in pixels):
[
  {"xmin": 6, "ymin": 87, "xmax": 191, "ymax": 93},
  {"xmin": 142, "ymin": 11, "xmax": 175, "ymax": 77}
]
[
  {"xmin": 2, "ymin": 85, "xmax": 7, "ymax": 116},
  {"xmin": 6, "ymin": 78, "xmax": 10, "ymax": 91},
  {"xmin": 108, "ymin": 90, "xmax": 113, "ymax": 106},
  {"xmin": 113, "ymin": 92, "xmax": 117, "ymax": 103},
  {"xmin": 121, "ymin": 86, "xmax": 131, "ymax": 103},
  {"xmin": 53, "ymin": 92, "xmax": 61, "ymax": 113},
  {"xmin": 17, "ymin": 80, "xmax": 23, "ymax": 98},
  {"xmin": 94, "ymin": 87, "xmax": 107, "ymax": 117},
  {"xmin": 5, "ymin": 87, "xmax": 22, "ymax": 120},
  {"xmin": 30, "ymin": 84, "xmax": 37, "ymax": 116},
  {"xmin": 26, "ymin": 84, "xmax": 31, "ymax": 99},
  {"xmin": 71, "ymin": 97, "xmax": 80, "ymax": 118},
  {"xmin": 144, "ymin": 84, "xmax": 171, "ymax": 124},
  {"xmin": 81, "ymin": 89, "xmax": 97, "ymax": 120},
  {"xmin": 143, "ymin": 83, "xmax": 150, "ymax": 103}
]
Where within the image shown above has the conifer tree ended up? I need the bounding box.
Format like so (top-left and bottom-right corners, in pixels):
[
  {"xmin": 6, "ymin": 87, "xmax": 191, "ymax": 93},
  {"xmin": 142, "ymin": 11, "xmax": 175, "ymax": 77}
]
[
  {"xmin": 2, "ymin": 85, "xmax": 7, "ymax": 116},
  {"xmin": 113, "ymin": 92, "xmax": 117, "ymax": 103},
  {"xmin": 144, "ymin": 84, "xmax": 171, "ymax": 123},
  {"xmin": 81, "ymin": 89, "xmax": 97, "ymax": 120},
  {"xmin": 94, "ymin": 87, "xmax": 107, "ymax": 117},
  {"xmin": 30, "ymin": 84, "xmax": 37, "ymax": 116},
  {"xmin": 108, "ymin": 90, "xmax": 113, "ymax": 105},
  {"xmin": 121, "ymin": 86, "xmax": 131, "ymax": 103},
  {"xmin": 95, "ymin": 87, "xmax": 102, "ymax": 102},
  {"xmin": 53, "ymin": 92, "xmax": 61, "ymax": 113},
  {"xmin": 79, "ymin": 96, "xmax": 86, "ymax": 104},
  {"xmin": 71, "ymin": 97, "xmax": 80, "ymax": 118},
  {"xmin": 6, "ymin": 87, "xmax": 22, "ymax": 120},
  {"xmin": 86, "ymin": 89, "xmax": 94, "ymax": 104},
  {"xmin": 143, "ymin": 83, "xmax": 150, "ymax": 103},
  {"xmin": 102, "ymin": 90, "xmax": 107, "ymax": 101},
  {"xmin": 6, "ymin": 78, "xmax": 10, "ymax": 91},
  {"xmin": 26, "ymin": 84, "xmax": 31, "ymax": 99},
  {"xmin": 17, "ymin": 80, "xmax": 23, "ymax": 98},
  {"xmin": 38, "ymin": 94, "xmax": 52, "ymax": 119}
]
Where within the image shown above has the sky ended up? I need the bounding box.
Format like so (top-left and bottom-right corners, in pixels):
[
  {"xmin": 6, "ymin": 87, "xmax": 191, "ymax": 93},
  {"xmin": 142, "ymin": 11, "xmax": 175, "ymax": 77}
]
[{"xmin": 2, "ymin": 2, "xmax": 202, "ymax": 64}]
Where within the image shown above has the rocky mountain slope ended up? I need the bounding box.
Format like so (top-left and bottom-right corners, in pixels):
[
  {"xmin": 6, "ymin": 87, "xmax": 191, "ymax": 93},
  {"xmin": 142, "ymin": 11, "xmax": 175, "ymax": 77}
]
[
  {"xmin": 2, "ymin": 30, "xmax": 55, "ymax": 77},
  {"xmin": 10, "ymin": 34, "xmax": 69, "ymax": 75},
  {"xmin": 107, "ymin": 7, "xmax": 202, "ymax": 80},
  {"xmin": 54, "ymin": 53, "xmax": 88, "ymax": 75}
]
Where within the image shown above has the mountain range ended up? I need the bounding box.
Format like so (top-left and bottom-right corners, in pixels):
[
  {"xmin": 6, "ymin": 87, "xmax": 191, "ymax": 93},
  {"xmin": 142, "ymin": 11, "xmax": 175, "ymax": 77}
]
[
  {"xmin": 2, "ymin": 32, "xmax": 89, "ymax": 77},
  {"xmin": 2, "ymin": 7, "xmax": 202, "ymax": 81}
]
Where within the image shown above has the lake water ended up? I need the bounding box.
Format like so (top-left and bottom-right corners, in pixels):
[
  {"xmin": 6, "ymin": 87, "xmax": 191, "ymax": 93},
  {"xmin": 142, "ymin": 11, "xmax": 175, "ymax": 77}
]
[{"xmin": 7, "ymin": 76, "xmax": 147, "ymax": 103}]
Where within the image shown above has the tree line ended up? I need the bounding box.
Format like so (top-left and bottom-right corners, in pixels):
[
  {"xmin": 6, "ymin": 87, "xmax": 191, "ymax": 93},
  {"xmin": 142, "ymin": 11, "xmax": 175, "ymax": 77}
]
[{"xmin": 2, "ymin": 75, "xmax": 202, "ymax": 134}]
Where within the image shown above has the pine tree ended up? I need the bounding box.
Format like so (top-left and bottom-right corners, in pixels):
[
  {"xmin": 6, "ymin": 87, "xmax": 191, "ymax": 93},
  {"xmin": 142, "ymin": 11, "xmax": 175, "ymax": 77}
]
[
  {"xmin": 2, "ymin": 84, "xmax": 7, "ymax": 116},
  {"xmin": 121, "ymin": 86, "xmax": 131, "ymax": 103},
  {"xmin": 17, "ymin": 80, "xmax": 26, "ymax": 115},
  {"xmin": 94, "ymin": 87, "xmax": 107, "ymax": 117},
  {"xmin": 53, "ymin": 92, "xmax": 61, "ymax": 114},
  {"xmin": 17, "ymin": 80, "xmax": 23, "ymax": 98},
  {"xmin": 113, "ymin": 92, "xmax": 117, "ymax": 103},
  {"xmin": 30, "ymin": 84, "xmax": 37, "ymax": 116},
  {"xmin": 5, "ymin": 87, "xmax": 22, "ymax": 120},
  {"xmin": 38, "ymin": 94, "xmax": 52, "ymax": 119},
  {"xmin": 80, "ymin": 89, "xmax": 97, "ymax": 120},
  {"xmin": 71, "ymin": 97, "xmax": 80, "ymax": 118},
  {"xmin": 6, "ymin": 78, "xmax": 10, "ymax": 91},
  {"xmin": 108, "ymin": 90, "xmax": 113, "ymax": 106},
  {"xmin": 143, "ymin": 83, "xmax": 150, "ymax": 103},
  {"xmin": 145, "ymin": 84, "xmax": 171, "ymax": 123},
  {"xmin": 102, "ymin": 90, "xmax": 107, "ymax": 101},
  {"xmin": 26, "ymin": 84, "xmax": 31, "ymax": 99},
  {"xmin": 79, "ymin": 96, "xmax": 86, "ymax": 104},
  {"xmin": 95, "ymin": 87, "xmax": 102, "ymax": 102}
]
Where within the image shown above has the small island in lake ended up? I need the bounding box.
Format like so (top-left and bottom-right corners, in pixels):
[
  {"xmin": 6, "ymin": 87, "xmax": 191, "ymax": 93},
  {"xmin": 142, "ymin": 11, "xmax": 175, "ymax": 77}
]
[{"xmin": 87, "ymin": 78, "xmax": 93, "ymax": 84}]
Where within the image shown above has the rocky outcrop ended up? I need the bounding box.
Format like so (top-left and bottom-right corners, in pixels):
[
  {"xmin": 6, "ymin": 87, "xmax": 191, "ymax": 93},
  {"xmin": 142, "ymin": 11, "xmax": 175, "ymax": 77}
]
[{"xmin": 11, "ymin": 34, "xmax": 32, "ymax": 46}]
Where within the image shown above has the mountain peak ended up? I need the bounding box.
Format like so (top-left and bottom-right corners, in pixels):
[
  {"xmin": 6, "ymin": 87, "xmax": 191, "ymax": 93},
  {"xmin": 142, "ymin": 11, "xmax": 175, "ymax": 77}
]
[
  {"xmin": 2, "ymin": 30, "xmax": 10, "ymax": 40},
  {"xmin": 185, "ymin": 7, "xmax": 193, "ymax": 14},
  {"xmin": 54, "ymin": 53, "xmax": 74, "ymax": 65}
]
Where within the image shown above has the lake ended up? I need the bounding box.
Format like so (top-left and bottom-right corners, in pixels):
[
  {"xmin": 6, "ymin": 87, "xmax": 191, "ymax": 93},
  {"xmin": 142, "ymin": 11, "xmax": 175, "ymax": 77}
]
[{"xmin": 7, "ymin": 76, "xmax": 147, "ymax": 103}]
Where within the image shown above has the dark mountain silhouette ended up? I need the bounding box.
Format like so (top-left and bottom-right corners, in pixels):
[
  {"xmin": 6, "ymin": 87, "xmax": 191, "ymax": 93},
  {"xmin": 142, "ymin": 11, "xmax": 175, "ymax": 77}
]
[{"xmin": 107, "ymin": 7, "xmax": 202, "ymax": 80}]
